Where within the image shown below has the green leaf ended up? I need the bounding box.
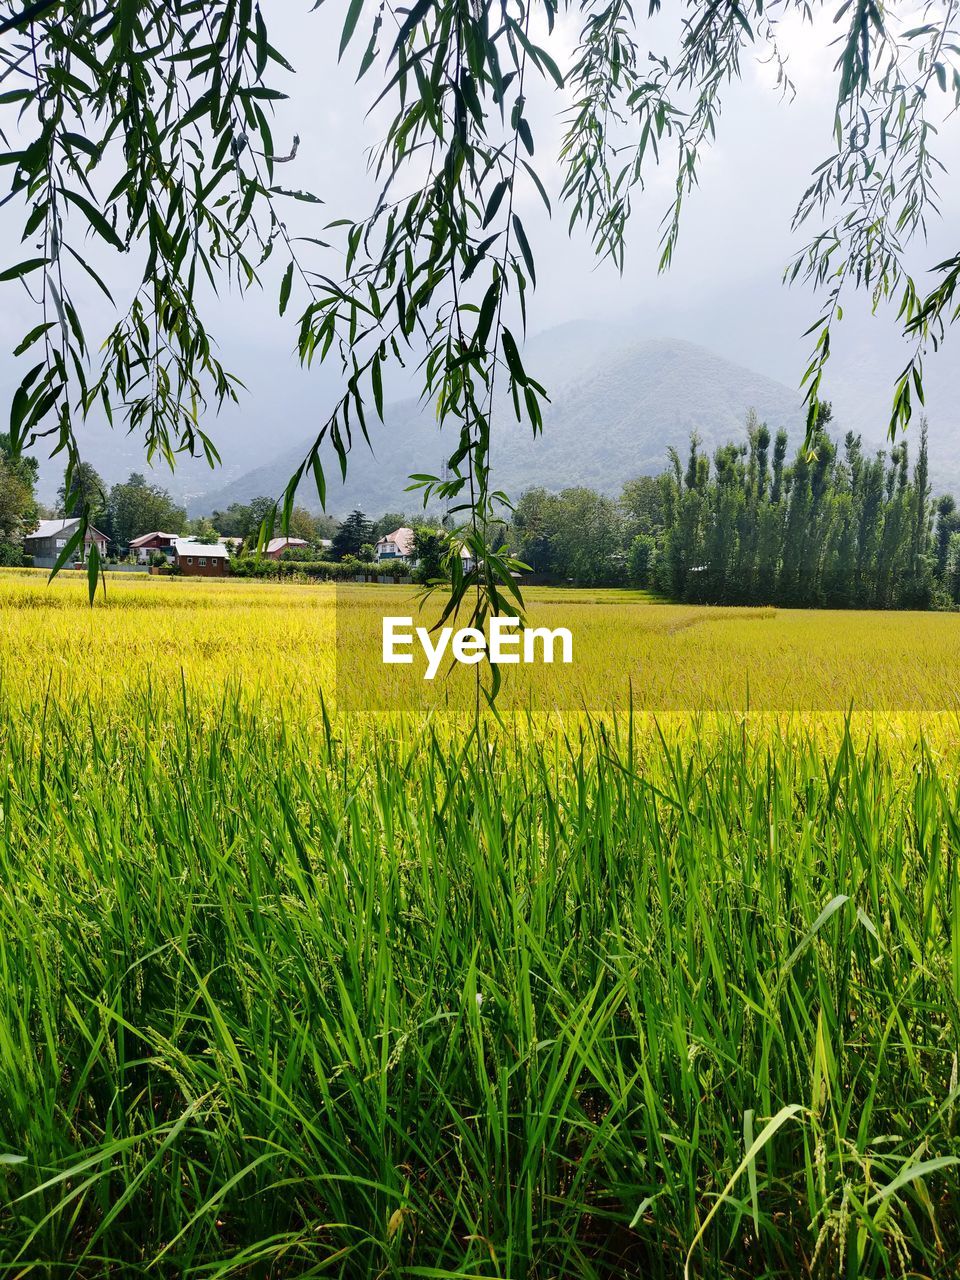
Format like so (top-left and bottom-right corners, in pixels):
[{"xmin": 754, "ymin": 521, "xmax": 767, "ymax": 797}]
[
  {"xmin": 254, "ymin": 4, "xmax": 269, "ymax": 77},
  {"xmin": 512, "ymin": 213, "xmax": 535, "ymax": 286},
  {"xmin": 501, "ymin": 328, "xmax": 528, "ymax": 386},
  {"xmin": 684, "ymin": 1106, "xmax": 805, "ymax": 1280},
  {"xmin": 867, "ymin": 1156, "xmax": 960, "ymax": 1205},
  {"xmin": 279, "ymin": 261, "xmax": 293, "ymax": 315},
  {"xmin": 270, "ymin": 186, "xmax": 324, "ymax": 203},
  {"xmin": 9, "ymin": 363, "xmax": 44, "ymax": 451},
  {"xmin": 60, "ymin": 188, "xmax": 124, "ymax": 250},
  {"xmin": 743, "ymin": 1111, "xmax": 759, "ymax": 1235},
  {"xmin": 371, "ymin": 353, "xmax": 383, "ymax": 421},
  {"xmin": 778, "ymin": 894, "xmax": 850, "ymax": 990},
  {"xmin": 357, "ymin": 10, "xmax": 383, "ymax": 78},
  {"xmin": 340, "ymin": 0, "xmax": 365, "ymax": 58},
  {"xmin": 86, "ymin": 538, "xmax": 102, "ymax": 606},
  {"xmin": 61, "ymin": 131, "xmax": 99, "ymax": 158},
  {"xmin": 0, "ymin": 258, "xmax": 48, "ymax": 282},
  {"xmin": 483, "ymin": 178, "xmax": 510, "ymax": 229},
  {"xmin": 13, "ymin": 322, "xmax": 55, "ymax": 357},
  {"xmin": 311, "ymin": 453, "xmax": 326, "ymax": 508},
  {"xmin": 474, "ymin": 278, "xmax": 500, "ymax": 352}
]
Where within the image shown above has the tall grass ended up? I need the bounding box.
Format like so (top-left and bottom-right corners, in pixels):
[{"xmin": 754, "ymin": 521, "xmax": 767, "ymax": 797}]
[{"xmin": 1, "ymin": 682, "xmax": 959, "ymax": 1277}]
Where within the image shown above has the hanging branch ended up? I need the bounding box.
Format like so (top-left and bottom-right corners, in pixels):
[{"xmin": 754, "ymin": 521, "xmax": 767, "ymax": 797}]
[{"xmin": 1, "ymin": 0, "xmax": 960, "ymax": 642}]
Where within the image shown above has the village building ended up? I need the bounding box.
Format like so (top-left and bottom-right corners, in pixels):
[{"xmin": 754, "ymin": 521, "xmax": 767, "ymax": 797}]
[
  {"xmin": 263, "ymin": 536, "xmax": 310, "ymax": 560},
  {"xmin": 24, "ymin": 518, "xmax": 109, "ymax": 568},
  {"xmin": 128, "ymin": 531, "xmax": 180, "ymax": 564},
  {"xmin": 173, "ymin": 539, "xmax": 230, "ymax": 576},
  {"xmin": 460, "ymin": 545, "xmax": 477, "ymax": 573},
  {"xmin": 374, "ymin": 527, "xmax": 416, "ymax": 564}
]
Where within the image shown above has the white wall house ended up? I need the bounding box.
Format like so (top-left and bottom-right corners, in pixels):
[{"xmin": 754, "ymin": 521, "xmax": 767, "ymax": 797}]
[{"xmin": 374, "ymin": 527, "xmax": 416, "ymax": 563}]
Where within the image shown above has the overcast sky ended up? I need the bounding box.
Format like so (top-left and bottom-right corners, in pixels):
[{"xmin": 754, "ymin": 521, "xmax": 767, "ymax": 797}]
[
  {"xmin": 228, "ymin": 1, "xmax": 960, "ymax": 370},
  {"xmin": 3, "ymin": 1, "xmax": 959, "ymax": 500}
]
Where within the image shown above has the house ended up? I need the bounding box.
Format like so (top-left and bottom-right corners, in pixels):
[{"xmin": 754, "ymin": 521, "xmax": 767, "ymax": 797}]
[
  {"xmin": 173, "ymin": 538, "xmax": 230, "ymax": 576},
  {"xmin": 24, "ymin": 518, "xmax": 109, "ymax": 568},
  {"xmin": 263, "ymin": 536, "xmax": 310, "ymax": 560},
  {"xmin": 128, "ymin": 530, "xmax": 180, "ymax": 564},
  {"xmin": 375, "ymin": 527, "xmax": 416, "ymax": 563}
]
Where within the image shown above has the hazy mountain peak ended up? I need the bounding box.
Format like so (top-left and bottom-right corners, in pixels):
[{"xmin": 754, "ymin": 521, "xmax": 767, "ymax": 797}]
[{"xmin": 192, "ymin": 334, "xmax": 811, "ymax": 516}]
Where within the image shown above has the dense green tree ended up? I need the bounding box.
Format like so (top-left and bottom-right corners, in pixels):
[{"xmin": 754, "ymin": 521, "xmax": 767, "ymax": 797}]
[
  {"xmin": 511, "ymin": 489, "xmax": 557, "ymax": 578},
  {"xmin": 109, "ymin": 473, "xmax": 186, "ymax": 547},
  {"xmin": 413, "ymin": 527, "xmax": 448, "ymax": 584},
  {"xmin": 210, "ymin": 497, "xmax": 337, "ymax": 546},
  {"xmin": 620, "ymin": 476, "xmax": 664, "ymax": 541},
  {"xmin": 628, "ymin": 534, "xmax": 657, "ymax": 588},
  {"xmin": 654, "ymin": 415, "xmax": 942, "ymax": 610},
  {"xmin": 245, "ymin": 497, "xmax": 287, "ymax": 541},
  {"xmin": 935, "ymin": 495, "xmax": 960, "ymax": 582},
  {"xmin": 188, "ymin": 517, "xmax": 220, "ymax": 545},
  {"xmin": 0, "ymin": 434, "xmax": 39, "ymax": 564},
  {"xmin": 212, "ymin": 498, "xmax": 273, "ymax": 542},
  {"xmin": 372, "ymin": 513, "xmax": 409, "ymax": 541},
  {"xmin": 331, "ymin": 510, "xmax": 373, "ymax": 562},
  {"xmin": 511, "ymin": 488, "xmax": 625, "ymax": 587},
  {"xmin": 286, "ymin": 506, "xmax": 335, "ymax": 545},
  {"xmin": 905, "ymin": 428, "xmax": 934, "ymax": 607},
  {"xmin": 57, "ymin": 462, "xmax": 106, "ymax": 525}
]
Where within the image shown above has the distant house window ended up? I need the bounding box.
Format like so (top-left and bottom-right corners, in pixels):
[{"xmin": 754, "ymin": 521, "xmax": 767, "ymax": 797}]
[
  {"xmin": 199, "ymin": 558, "xmax": 207, "ymax": 566},
  {"xmin": 187, "ymin": 557, "xmax": 193, "ymax": 565},
  {"xmin": 56, "ymin": 538, "xmax": 66, "ymax": 548}
]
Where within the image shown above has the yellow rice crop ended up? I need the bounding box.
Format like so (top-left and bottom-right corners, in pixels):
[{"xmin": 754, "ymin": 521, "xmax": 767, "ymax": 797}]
[{"xmin": 2, "ymin": 568, "xmax": 960, "ymax": 725}]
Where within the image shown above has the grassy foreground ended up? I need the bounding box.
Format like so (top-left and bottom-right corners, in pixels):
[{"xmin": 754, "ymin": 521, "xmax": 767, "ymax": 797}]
[{"xmin": 1, "ymin": 573, "xmax": 960, "ymax": 1277}]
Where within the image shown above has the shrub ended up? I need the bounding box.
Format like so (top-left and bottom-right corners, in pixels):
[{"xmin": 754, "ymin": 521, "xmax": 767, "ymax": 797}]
[
  {"xmin": 381, "ymin": 558, "xmax": 409, "ymax": 581},
  {"xmin": 628, "ymin": 534, "xmax": 657, "ymax": 588},
  {"xmin": 230, "ymin": 558, "xmax": 365, "ymax": 582}
]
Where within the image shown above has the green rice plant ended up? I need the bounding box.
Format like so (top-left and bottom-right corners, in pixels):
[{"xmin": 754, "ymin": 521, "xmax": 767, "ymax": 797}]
[{"xmin": 1, "ymin": 673, "xmax": 959, "ymax": 1276}]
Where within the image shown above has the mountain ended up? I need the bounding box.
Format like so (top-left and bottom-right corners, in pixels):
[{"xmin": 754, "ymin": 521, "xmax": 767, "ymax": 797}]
[
  {"xmin": 23, "ymin": 309, "xmax": 960, "ymax": 513},
  {"xmin": 190, "ymin": 336, "xmax": 814, "ymax": 517}
]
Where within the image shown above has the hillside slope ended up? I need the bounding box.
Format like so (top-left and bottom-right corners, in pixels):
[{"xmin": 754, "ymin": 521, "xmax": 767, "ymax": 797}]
[{"xmin": 192, "ymin": 337, "xmax": 811, "ymax": 516}]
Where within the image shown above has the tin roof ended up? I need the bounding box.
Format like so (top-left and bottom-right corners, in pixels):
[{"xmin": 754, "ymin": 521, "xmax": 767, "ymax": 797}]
[
  {"xmin": 26, "ymin": 518, "xmax": 108, "ymax": 542},
  {"xmin": 265, "ymin": 537, "xmax": 309, "ymax": 555},
  {"xmin": 128, "ymin": 530, "xmax": 180, "ymax": 547},
  {"xmin": 174, "ymin": 539, "xmax": 230, "ymax": 559}
]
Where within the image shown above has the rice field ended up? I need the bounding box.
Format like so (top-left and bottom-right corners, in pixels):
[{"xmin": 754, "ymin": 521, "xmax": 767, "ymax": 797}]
[
  {"xmin": 2, "ymin": 570, "xmax": 960, "ymax": 1277},
  {"xmin": 2, "ymin": 570, "xmax": 960, "ymax": 715}
]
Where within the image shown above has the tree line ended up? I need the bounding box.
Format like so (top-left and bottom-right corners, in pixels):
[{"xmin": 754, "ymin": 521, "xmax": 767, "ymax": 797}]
[
  {"xmin": 7, "ymin": 408, "xmax": 960, "ymax": 610},
  {"xmin": 511, "ymin": 407, "xmax": 960, "ymax": 609},
  {"xmin": 652, "ymin": 409, "xmax": 958, "ymax": 609}
]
